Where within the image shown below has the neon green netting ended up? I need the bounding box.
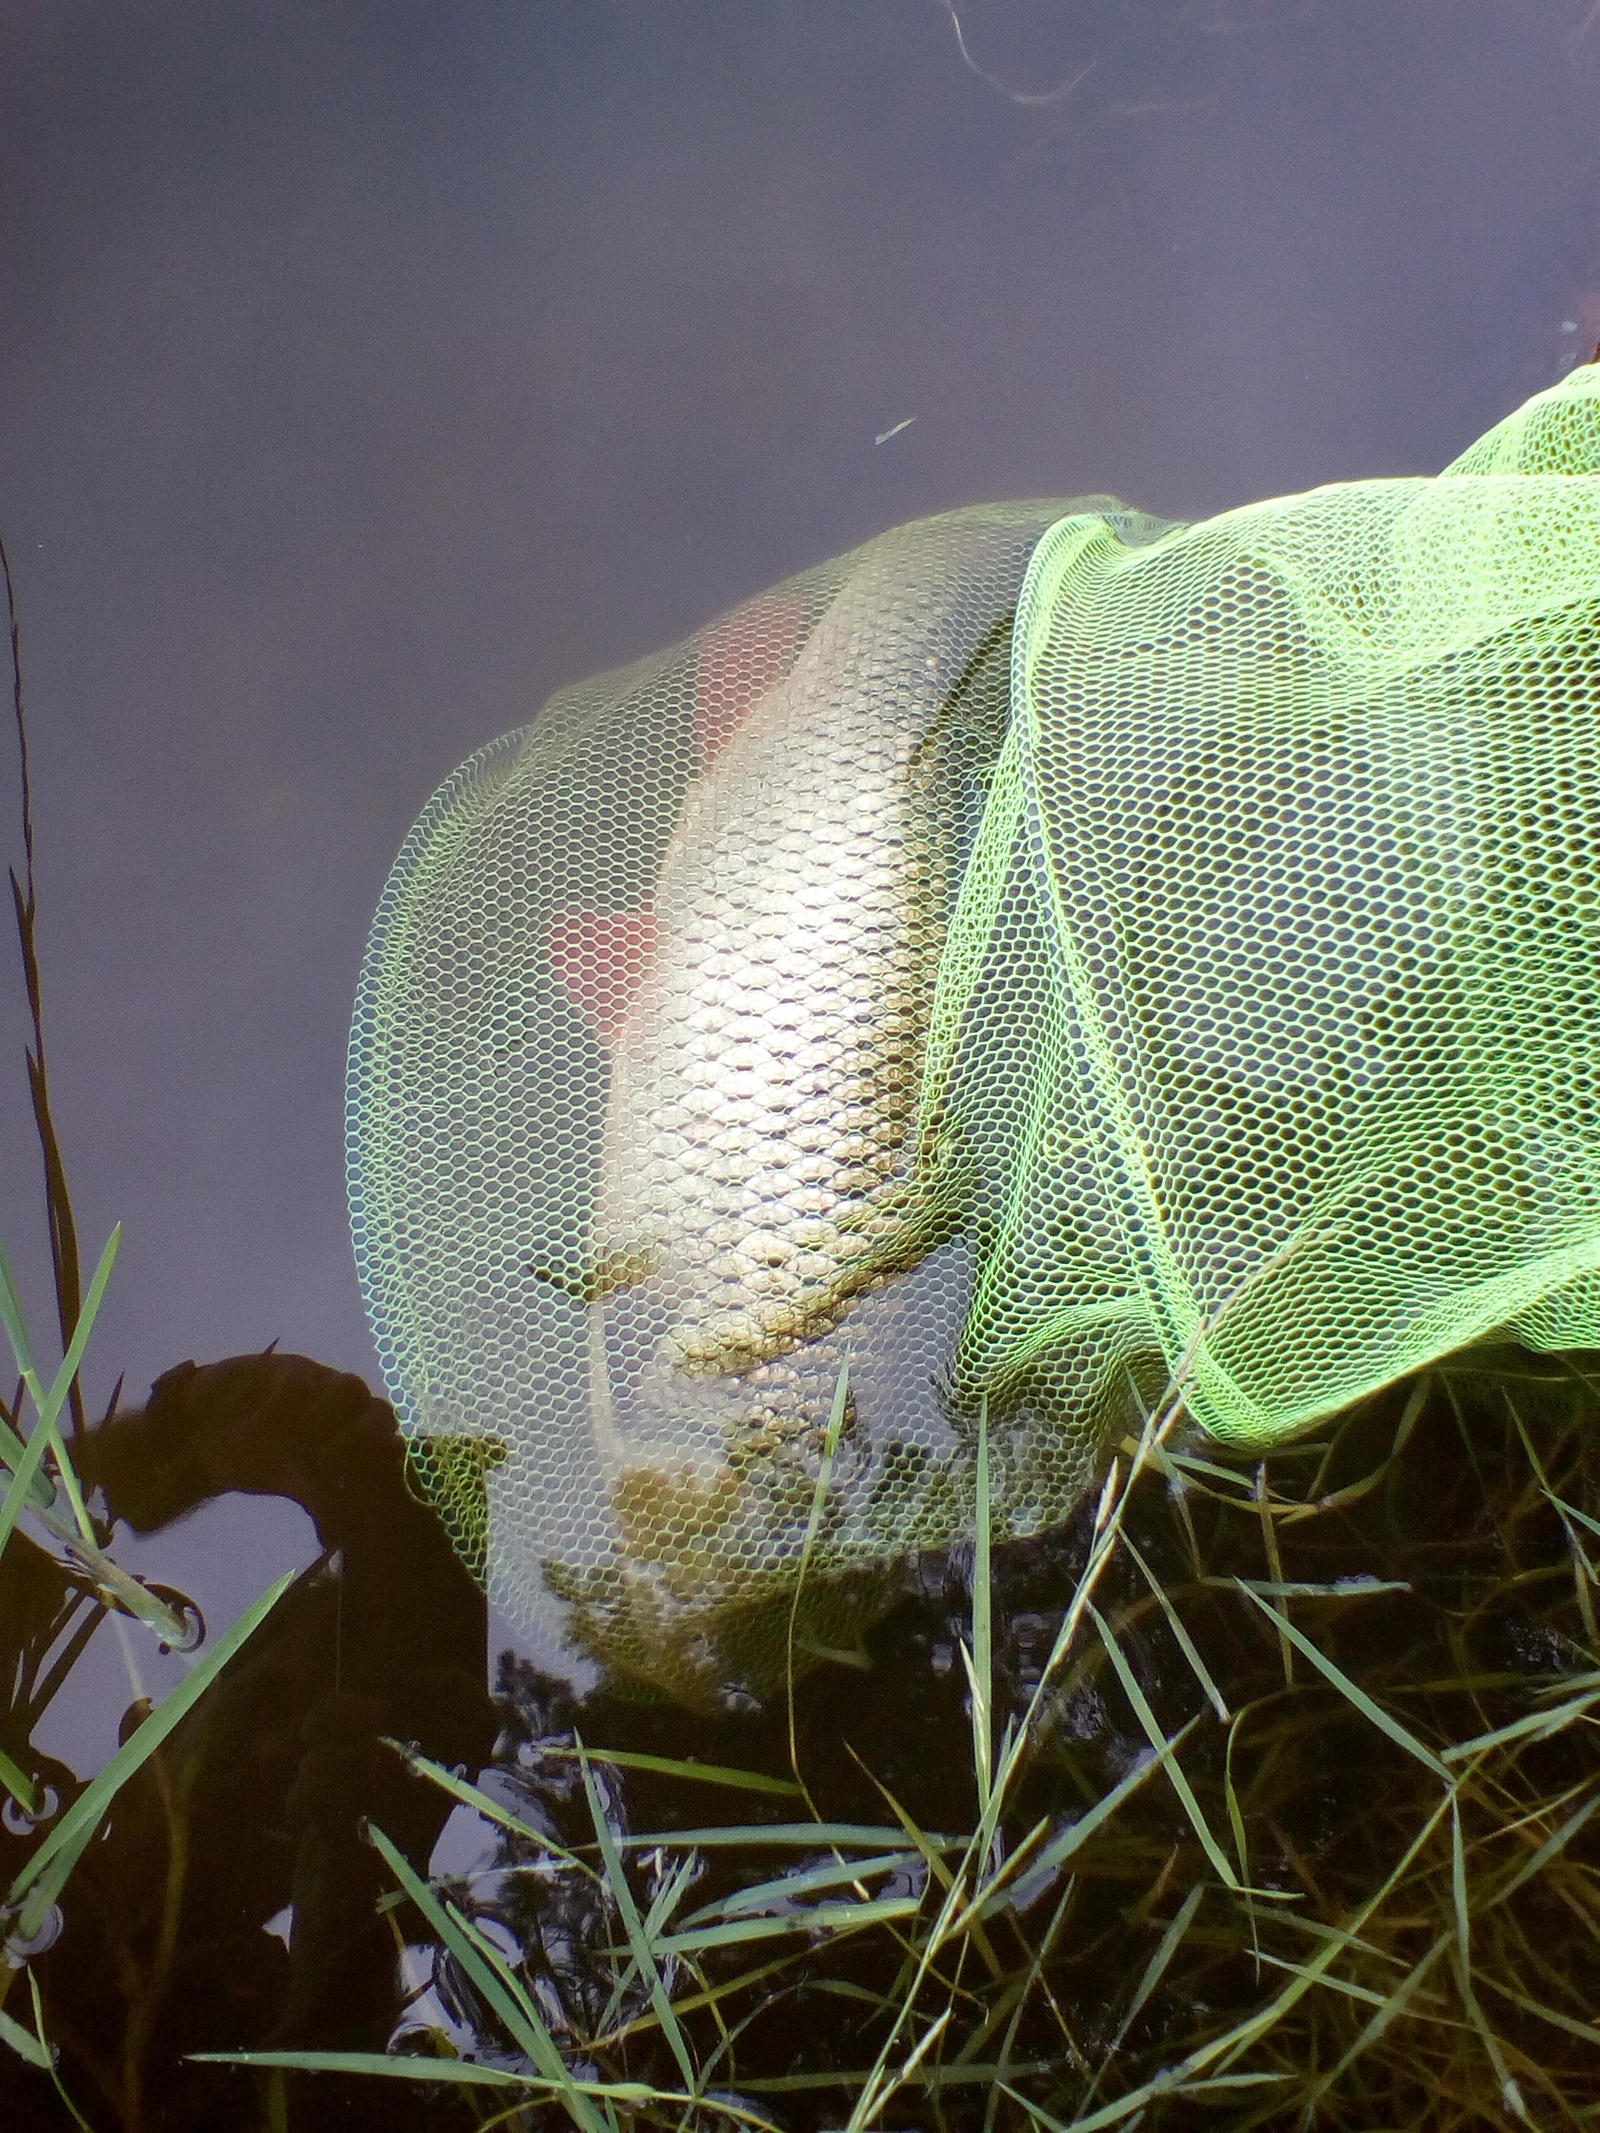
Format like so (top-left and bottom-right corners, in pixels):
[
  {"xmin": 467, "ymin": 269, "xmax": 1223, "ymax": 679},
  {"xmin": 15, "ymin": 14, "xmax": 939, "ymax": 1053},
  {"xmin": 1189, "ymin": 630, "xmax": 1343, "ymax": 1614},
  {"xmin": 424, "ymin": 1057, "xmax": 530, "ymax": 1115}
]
[
  {"xmin": 929, "ymin": 363, "xmax": 1600, "ymax": 1467},
  {"xmin": 349, "ymin": 368, "xmax": 1600, "ymax": 1701}
]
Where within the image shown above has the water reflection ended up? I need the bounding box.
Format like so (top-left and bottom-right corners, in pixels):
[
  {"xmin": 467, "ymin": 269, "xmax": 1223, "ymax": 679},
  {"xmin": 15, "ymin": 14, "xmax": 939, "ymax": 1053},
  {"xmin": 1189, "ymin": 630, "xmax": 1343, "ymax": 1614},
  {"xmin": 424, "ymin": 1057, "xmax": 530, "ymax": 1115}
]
[
  {"xmin": 21, "ymin": 1354, "xmax": 494, "ymax": 2133},
  {"xmin": 10, "ymin": 1344, "xmax": 1599, "ymax": 2127}
]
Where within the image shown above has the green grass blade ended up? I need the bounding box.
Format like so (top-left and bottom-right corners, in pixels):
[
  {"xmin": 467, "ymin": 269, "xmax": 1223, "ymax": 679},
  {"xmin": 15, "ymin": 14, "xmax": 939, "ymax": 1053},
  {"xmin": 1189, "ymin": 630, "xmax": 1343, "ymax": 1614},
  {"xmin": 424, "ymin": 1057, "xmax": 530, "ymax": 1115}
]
[
  {"xmin": 735, "ymin": 2061, "xmax": 1055, "ymax": 2097},
  {"xmin": 0, "ymin": 1230, "xmax": 190, "ymax": 1649},
  {"xmin": 987, "ymin": 1338, "xmax": 1206, "ymax": 1823},
  {"xmin": 363, "ymin": 1821, "xmax": 607, "ymax": 2132},
  {"xmin": 0, "ymin": 1379, "xmax": 65, "ymax": 1566},
  {"xmin": 654, "ymin": 1896, "xmax": 921, "ymax": 1958},
  {"xmin": 1105, "ymin": 1882, "xmax": 1205, "ymax": 2061},
  {"xmin": 1232, "ymin": 1577, "xmax": 1452, "ymax": 1780},
  {"xmin": 1125, "ymin": 1535, "xmax": 1229, "ymax": 1721},
  {"xmin": 540, "ymin": 1745, "xmax": 803, "ymax": 1797},
  {"xmin": 35, "ymin": 1226, "xmax": 121, "ymax": 1438},
  {"xmin": 0, "ymin": 1228, "xmax": 121, "ymax": 1546},
  {"xmin": 0, "ymin": 1409, "xmax": 55, "ymax": 1518},
  {"xmin": 1004, "ymin": 2070, "xmax": 1291, "ymax": 2133},
  {"xmin": 960, "ymin": 1813, "xmax": 1052, "ymax": 1922},
  {"xmin": 192, "ymin": 2051, "xmax": 552, "ymax": 2087},
  {"xmin": 1090, "ymin": 1604, "xmax": 1239, "ymax": 1890},
  {"xmin": 381, "ymin": 1739, "xmax": 597, "ymax": 1878},
  {"xmin": 842, "ymin": 1869, "xmax": 972, "ymax": 2132},
  {"xmin": 1275, "ymin": 1911, "xmax": 1405, "ymax": 1969},
  {"xmin": 678, "ymin": 1851, "xmax": 916, "ymax": 1929},
  {"xmin": 619, "ymin": 1823, "xmax": 962, "ymax": 1851},
  {"xmin": 1440, "ymin": 1688, "xmax": 1600, "ymax": 1763},
  {"xmin": 786, "ymin": 1357, "xmax": 852, "ymax": 1790},
  {"xmin": 1533, "ymin": 1665, "xmax": 1600, "ymax": 1699},
  {"xmin": 1252, "ymin": 1463, "xmax": 1294, "ymax": 1686},
  {"xmin": 1139, "ymin": 1428, "xmax": 1205, "ymax": 1577},
  {"xmin": 1163, "ymin": 1449, "xmax": 1264, "ymax": 1492},
  {"xmin": 0, "ymin": 1242, "xmax": 43, "ymax": 1403},
  {"xmin": 1447, "ymin": 1939, "xmax": 1534, "ymax": 2128},
  {"xmin": 1548, "ymin": 1495, "xmax": 1600, "ymax": 1544},
  {"xmin": 0, "ymin": 1997, "xmax": 51, "ymax": 2069},
  {"xmin": 8, "ymin": 1568, "xmax": 294, "ymax": 1916},
  {"xmin": 25, "ymin": 1970, "xmax": 95, "ymax": 2132},
  {"xmin": 590, "ymin": 1951, "xmax": 803, "ymax": 2049},
  {"xmin": 1210, "ymin": 1576, "xmax": 1411, "ymax": 1599},
  {"xmin": 641, "ymin": 1846, "xmax": 701, "ymax": 1937},
  {"xmin": 978, "ymin": 1716, "xmax": 1199, "ymax": 1920},
  {"xmin": 970, "ymin": 1397, "xmax": 993, "ymax": 1817},
  {"xmin": 0, "ymin": 1746, "xmax": 38, "ymax": 1818},
  {"xmin": 1482, "ymin": 1783, "xmax": 1600, "ymax": 1911},
  {"xmin": 1244, "ymin": 1950, "xmax": 1393, "ymax": 2008},
  {"xmin": 857, "ymin": 2004, "xmax": 950, "ymax": 2130},
  {"xmin": 597, "ymin": 1843, "xmax": 704, "ymax": 2038},
  {"xmin": 1474, "ymin": 1973, "xmax": 1600, "ymax": 2048},
  {"xmin": 1446, "ymin": 1793, "xmax": 1540, "ymax": 2131},
  {"xmin": 1449, "ymin": 1793, "xmax": 1471, "ymax": 1977},
  {"xmin": 1508, "ymin": 1392, "xmax": 1600, "ymax": 1554},
  {"xmin": 38, "ymin": 1226, "xmax": 121, "ymax": 1539},
  {"xmin": 578, "ymin": 1743, "xmax": 699, "ymax": 2095},
  {"xmin": 0, "ymin": 1228, "xmax": 119, "ymax": 1540},
  {"xmin": 1288, "ymin": 1372, "xmax": 1431, "ymax": 1521},
  {"xmin": 1209, "ymin": 1787, "xmax": 1460, "ymax": 2078},
  {"xmin": 990, "ymin": 1893, "xmax": 1083, "ymax": 2126},
  {"xmin": 1222, "ymin": 1707, "xmax": 1252, "ymax": 1894},
  {"xmin": 1077, "ymin": 1886, "xmax": 1212, "ymax": 2112},
  {"xmin": 192, "ymin": 2051, "xmax": 708, "ymax": 2111}
]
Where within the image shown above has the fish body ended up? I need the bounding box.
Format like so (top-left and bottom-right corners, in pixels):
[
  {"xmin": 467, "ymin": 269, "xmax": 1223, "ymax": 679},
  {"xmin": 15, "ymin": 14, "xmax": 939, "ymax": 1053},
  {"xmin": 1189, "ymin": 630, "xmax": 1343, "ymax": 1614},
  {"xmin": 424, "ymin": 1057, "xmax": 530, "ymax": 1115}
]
[{"xmin": 586, "ymin": 509, "xmax": 1067, "ymax": 1489}]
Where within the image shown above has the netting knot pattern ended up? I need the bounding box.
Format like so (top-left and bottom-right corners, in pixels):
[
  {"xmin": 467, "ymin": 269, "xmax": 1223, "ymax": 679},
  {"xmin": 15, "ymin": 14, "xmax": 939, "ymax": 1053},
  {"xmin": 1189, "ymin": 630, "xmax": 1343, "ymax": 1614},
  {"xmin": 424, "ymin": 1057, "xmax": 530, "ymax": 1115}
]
[{"xmin": 350, "ymin": 370, "xmax": 1600, "ymax": 1699}]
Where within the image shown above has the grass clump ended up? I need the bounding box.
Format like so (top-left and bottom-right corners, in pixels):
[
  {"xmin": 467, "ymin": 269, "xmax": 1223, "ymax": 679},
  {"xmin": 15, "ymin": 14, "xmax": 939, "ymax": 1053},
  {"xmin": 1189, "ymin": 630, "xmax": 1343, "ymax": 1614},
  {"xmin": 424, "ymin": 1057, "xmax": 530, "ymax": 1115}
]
[{"xmin": 211, "ymin": 1337, "xmax": 1600, "ymax": 2130}]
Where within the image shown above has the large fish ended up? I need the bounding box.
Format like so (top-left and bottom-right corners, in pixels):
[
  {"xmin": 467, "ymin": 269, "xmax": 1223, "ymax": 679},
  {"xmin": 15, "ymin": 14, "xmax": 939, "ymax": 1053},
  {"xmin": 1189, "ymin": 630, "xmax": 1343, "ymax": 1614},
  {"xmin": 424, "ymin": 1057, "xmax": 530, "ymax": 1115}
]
[
  {"xmin": 560, "ymin": 505, "xmax": 1086, "ymax": 1552},
  {"xmin": 351, "ymin": 495, "xmax": 1158, "ymax": 1697}
]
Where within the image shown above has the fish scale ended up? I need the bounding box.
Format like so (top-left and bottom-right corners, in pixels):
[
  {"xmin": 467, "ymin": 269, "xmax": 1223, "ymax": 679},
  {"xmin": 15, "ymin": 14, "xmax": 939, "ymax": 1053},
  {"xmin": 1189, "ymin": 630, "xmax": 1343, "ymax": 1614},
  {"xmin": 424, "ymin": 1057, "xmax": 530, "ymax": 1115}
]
[{"xmin": 591, "ymin": 555, "xmax": 976, "ymax": 1458}]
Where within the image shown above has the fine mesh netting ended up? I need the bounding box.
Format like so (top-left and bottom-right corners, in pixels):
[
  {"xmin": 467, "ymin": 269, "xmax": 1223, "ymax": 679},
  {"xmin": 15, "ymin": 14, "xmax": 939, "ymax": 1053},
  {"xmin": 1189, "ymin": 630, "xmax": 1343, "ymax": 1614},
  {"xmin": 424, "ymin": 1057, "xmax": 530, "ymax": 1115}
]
[{"xmin": 349, "ymin": 367, "xmax": 1600, "ymax": 1701}]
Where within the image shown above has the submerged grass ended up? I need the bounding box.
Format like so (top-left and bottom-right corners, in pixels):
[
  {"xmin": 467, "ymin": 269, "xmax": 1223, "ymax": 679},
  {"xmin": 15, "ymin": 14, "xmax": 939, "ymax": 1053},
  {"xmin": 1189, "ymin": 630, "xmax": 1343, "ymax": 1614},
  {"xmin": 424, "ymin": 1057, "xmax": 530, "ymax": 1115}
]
[{"xmin": 205, "ymin": 1334, "xmax": 1600, "ymax": 2130}]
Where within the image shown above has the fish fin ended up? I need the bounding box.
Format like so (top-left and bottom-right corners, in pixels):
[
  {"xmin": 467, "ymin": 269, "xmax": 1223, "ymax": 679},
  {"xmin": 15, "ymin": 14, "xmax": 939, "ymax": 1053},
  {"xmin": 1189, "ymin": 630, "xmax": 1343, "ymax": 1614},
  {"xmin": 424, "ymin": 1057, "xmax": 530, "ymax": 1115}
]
[{"xmin": 527, "ymin": 1240, "xmax": 661, "ymax": 1303}]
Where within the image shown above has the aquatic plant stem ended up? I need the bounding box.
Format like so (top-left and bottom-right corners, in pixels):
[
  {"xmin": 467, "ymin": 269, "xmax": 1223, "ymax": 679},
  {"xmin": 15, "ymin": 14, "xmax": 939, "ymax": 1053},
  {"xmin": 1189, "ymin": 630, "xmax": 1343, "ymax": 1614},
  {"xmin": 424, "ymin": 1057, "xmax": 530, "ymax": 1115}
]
[{"xmin": 1, "ymin": 534, "xmax": 86, "ymax": 1443}]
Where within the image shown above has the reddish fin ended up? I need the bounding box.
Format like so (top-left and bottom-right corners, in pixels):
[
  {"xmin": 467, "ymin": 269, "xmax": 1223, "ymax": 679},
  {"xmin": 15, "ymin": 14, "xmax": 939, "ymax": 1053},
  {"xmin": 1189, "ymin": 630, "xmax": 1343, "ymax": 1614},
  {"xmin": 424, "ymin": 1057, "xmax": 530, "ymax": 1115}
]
[
  {"xmin": 545, "ymin": 906, "xmax": 659, "ymax": 1045},
  {"xmin": 693, "ymin": 590, "xmax": 804, "ymax": 772},
  {"xmin": 547, "ymin": 596, "xmax": 801, "ymax": 1044}
]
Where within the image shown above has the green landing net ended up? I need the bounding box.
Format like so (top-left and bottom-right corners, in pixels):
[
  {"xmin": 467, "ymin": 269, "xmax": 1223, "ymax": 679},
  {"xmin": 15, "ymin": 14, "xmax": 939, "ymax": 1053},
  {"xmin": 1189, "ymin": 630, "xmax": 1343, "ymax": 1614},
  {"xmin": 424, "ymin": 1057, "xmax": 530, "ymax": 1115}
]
[{"xmin": 348, "ymin": 367, "xmax": 1600, "ymax": 1698}]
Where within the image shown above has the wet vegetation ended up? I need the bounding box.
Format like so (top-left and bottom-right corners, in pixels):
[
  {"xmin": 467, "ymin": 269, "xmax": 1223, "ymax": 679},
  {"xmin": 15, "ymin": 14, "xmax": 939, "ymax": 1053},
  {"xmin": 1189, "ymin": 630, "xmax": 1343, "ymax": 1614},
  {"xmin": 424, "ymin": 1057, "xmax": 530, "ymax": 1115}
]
[{"xmin": 211, "ymin": 1349, "xmax": 1600, "ymax": 2133}]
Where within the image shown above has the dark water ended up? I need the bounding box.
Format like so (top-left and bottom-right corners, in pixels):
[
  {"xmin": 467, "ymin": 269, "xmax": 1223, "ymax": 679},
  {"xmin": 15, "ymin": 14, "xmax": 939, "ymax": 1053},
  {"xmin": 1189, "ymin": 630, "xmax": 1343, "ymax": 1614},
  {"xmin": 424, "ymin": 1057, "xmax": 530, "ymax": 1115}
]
[{"xmin": 4, "ymin": 5, "xmax": 1600, "ymax": 2128}]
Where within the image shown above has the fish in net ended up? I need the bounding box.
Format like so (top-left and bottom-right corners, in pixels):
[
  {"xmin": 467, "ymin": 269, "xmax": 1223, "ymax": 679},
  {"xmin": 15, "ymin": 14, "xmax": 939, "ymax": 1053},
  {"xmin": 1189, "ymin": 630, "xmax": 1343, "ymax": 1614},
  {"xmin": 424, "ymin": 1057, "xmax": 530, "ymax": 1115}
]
[{"xmin": 348, "ymin": 366, "xmax": 1600, "ymax": 1702}]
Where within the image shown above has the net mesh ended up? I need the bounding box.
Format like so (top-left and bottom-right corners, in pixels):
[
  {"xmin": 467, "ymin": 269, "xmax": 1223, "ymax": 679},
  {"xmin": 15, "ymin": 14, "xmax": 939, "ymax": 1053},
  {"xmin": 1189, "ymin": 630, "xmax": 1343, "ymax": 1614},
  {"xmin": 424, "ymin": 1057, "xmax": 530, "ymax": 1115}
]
[{"xmin": 349, "ymin": 367, "xmax": 1600, "ymax": 1700}]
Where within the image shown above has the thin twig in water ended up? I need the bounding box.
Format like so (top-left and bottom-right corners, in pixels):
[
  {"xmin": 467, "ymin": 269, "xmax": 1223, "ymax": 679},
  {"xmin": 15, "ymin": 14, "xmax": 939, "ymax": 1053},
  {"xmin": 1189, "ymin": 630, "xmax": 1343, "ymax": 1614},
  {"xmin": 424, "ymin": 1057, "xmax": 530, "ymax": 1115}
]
[
  {"xmin": 1, "ymin": 535, "xmax": 86, "ymax": 1443},
  {"xmin": 933, "ymin": 1, "xmax": 1096, "ymax": 108}
]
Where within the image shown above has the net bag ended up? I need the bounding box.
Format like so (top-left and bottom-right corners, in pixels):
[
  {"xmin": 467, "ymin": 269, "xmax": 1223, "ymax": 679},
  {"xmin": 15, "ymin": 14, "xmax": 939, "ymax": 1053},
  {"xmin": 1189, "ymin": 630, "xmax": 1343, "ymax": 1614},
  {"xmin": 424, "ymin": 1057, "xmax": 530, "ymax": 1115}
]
[
  {"xmin": 349, "ymin": 367, "xmax": 1600, "ymax": 1700},
  {"xmin": 348, "ymin": 499, "xmax": 1131, "ymax": 1694}
]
